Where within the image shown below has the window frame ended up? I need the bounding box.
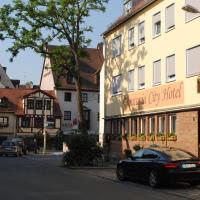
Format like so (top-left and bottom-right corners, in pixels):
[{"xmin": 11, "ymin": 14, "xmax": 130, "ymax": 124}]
[
  {"xmin": 153, "ymin": 59, "xmax": 161, "ymax": 86},
  {"xmin": 27, "ymin": 99, "xmax": 34, "ymax": 109},
  {"xmin": 81, "ymin": 93, "xmax": 88, "ymax": 103},
  {"xmin": 149, "ymin": 116, "xmax": 155, "ymax": 134},
  {"xmin": 0, "ymin": 117, "xmax": 9, "ymax": 127},
  {"xmin": 112, "ymin": 74, "xmax": 122, "ymax": 95},
  {"xmin": 34, "ymin": 117, "xmax": 43, "ymax": 128},
  {"xmin": 186, "ymin": 45, "xmax": 200, "ymax": 77},
  {"xmin": 138, "ymin": 21, "xmax": 145, "ymax": 45},
  {"xmin": 21, "ymin": 117, "xmax": 31, "ymax": 128},
  {"xmin": 138, "ymin": 66, "xmax": 145, "ymax": 90},
  {"xmin": 35, "ymin": 99, "xmax": 43, "ymax": 110},
  {"xmin": 169, "ymin": 114, "xmax": 176, "ymax": 133},
  {"xmin": 158, "ymin": 115, "xmax": 165, "ymax": 134},
  {"xmin": 152, "ymin": 12, "xmax": 161, "ymax": 38},
  {"xmin": 112, "ymin": 35, "xmax": 122, "ymax": 58},
  {"xmin": 64, "ymin": 92, "xmax": 72, "ymax": 102},
  {"xmin": 166, "ymin": 54, "xmax": 176, "ymax": 82},
  {"xmin": 64, "ymin": 111, "xmax": 71, "ymax": 120},
  {"xmin": 128, "ymin": 27, "xmax": 135, "ymax": 49},
  {"xmin": 128, "ymin": 69, "xmax": 134, "ymax": 92},
  {"xmin": 165, "ymin": 3, "xmax": 175, "ymax": 32}
]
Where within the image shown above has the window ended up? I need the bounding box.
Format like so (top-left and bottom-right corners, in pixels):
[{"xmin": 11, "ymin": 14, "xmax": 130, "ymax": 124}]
[
  {"xmin": 36, "ymin": 100, "xmax": 43, "ymax": 110},
  {"xmin": 149, "ymin": 117, "xmax": 155, "ymax": 134},
  {"xmin": 21, "ymin": 117, "xmax": 30, "ymax": 128},
  {"xmin": 124, "ymin": 119, "xmax": 129, "ymax": 135},
  {"xmin": 34, "ymin": 117, "xmax": 43, "ymax": 128},
  {"xmin": 185, "ymin": 0, "xmax": 200, "ymax": 22},
  {"xmin": 64, "ymin": 92, "xmax": 71, "ymax": 102},
  {"xmin": 46, "ymin": 100, "xmax": 51, "ymax": 110},
  {"xmin": 142, "ymin": 150, "xmax": 158, "ymax": 159},
  {"xmin": 112, "ymin": 74, "xmax": 122, "ymax": 95},
  {"xmin": 0, "ymin": 117, "xmax": 8, "ymax": 127},
  {"xmin": 0, "ymin": 97, "xmax": 8, "ymax": 107},
  {"xmin": 128, "ymin": 69, "xmax": 134, "ymax": 91},
  {"xmin": 153, "ymin": 12, "xmax": 161, "ymax": 37},
  {"xmin": 124, "ymin": 0, "xmax": 132, "ymax": 14},
  {"xmin": 27, "ymin": 99, "xmax": 34, "ymax": 109},
  {"xmin": 186, "ymin": 45, "xmax": 200, "ymax": 77},
  {"xmin": 153, "ymin": 60, "xmax": 161, "ymax": 86},
  {"xmin": 158, "ymin": 116, "xmax": 165, "ymax": 134},
  {"xmin": 140, "ymin": 117, "xmax": 146, "ymax": 134},
  {"xmin": 67, "ymin": 74, "xmax": 75, "ymax": 84},
  {"xmin": 131, "ymin": 118, "xmax": 137, "ymax": 136},
  {"xmin": 117, "ymin": 119, "xmax": 123, "ymax": 135},
  {"xmin": 81, "ymin": 93, "xmax": 88, "ymax": 102},
  {"xmin": 112, "ymin": 36, "xmax": 121, "ymax": 58},
  {"xmin": 138, "ymin": 21, "xmax": 145, "ymax": 44},
  {"xmin": 166, "ymin": 54, "xmax": 176, "ymax": 82},
  {"xmin": 138, "ymin": 66, "xmax": 145, "ymax": 89},
  {"xmin": 169, "ymin": 114, "xmax": 176, "ymax": 133},
  {"xmin": 166, "ymin": 4, "xmax": 175, "ymax": 31},
  {"xmin": 64, "ymin": 111, "xmax": 71, "ymax": 120},
  {"xmin": 47, "ymin": 117, "xmax": 55, "ymax": 128},
  {"xmin": 128, "ymin": 27, "xmax": 135, "ymax": 49}
]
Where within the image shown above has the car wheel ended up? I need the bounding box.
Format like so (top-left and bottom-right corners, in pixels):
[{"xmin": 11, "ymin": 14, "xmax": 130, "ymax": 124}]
[
  {"xmin": 149, "ymin": 170, "xmax": 160, "ymax": 188},
  {"xmin": 116, "ymin": 166, "xmax": 126, "ymax": 181},
  {"xmin": 189, "ymin": 181, "xmax": 200, "ymax": 186}
]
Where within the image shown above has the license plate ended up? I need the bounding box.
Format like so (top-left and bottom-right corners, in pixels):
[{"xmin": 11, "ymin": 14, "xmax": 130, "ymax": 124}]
[{"xmin": 182, "ymin": 164, "xmax": 196, "ymax": 168}]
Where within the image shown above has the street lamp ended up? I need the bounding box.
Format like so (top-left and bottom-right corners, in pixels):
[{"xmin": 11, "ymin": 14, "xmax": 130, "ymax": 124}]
[
  {"xmin": 182, "ymin": 4, "xmax": 200, "ymax": 13},
  {"xmin": 43, "ymin": 100, "xmax": 47, "ymax": 155}
]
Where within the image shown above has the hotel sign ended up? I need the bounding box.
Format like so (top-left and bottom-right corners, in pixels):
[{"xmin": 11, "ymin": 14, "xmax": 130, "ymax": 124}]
[{"xmin": 123, "ymin": 81, "xmax": 184, "ymax": 111}]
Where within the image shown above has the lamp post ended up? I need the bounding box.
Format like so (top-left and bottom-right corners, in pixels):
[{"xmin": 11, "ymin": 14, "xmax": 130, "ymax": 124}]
[
  {"xmin": 43, "ymin": 100, "xmax": 47, "ymax": 155},
  {"xmin": 182, "ymin": 4, "xmax": 200, "ymax": 13}
]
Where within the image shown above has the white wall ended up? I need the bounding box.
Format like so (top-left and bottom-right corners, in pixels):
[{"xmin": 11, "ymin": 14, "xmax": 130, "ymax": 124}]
[{"xmin": 56, "ymin": 90, "xmax": 99, "ymax": 134}]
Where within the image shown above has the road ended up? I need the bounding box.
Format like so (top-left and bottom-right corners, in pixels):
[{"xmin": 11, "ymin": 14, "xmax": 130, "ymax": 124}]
[{"xmin": 0, "ymin": 154, "xmax": 198, "ymax": 200}]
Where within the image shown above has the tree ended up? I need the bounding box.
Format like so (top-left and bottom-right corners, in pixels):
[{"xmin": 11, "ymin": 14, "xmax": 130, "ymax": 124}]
[{"xmin": 0, "ymin": 0, "xmax": 108, "ymax": 134}]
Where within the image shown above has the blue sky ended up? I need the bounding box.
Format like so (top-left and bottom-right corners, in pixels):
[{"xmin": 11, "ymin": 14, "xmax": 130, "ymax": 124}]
[{"xmin": 0, "ymin": 0, "xmax": 123, "ymax": 85}]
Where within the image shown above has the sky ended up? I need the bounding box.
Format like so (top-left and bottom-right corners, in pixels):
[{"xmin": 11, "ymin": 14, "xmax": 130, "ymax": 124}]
[{"xmin": 0, "ymin": 0, "xmax": 123, "ymax": 85}]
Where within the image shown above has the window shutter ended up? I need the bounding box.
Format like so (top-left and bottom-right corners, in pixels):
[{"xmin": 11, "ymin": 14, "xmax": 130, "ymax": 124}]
[
  {"xmin": 128, "ymin": 70, "xmax": 134, "ymax": 91},
  {"xmin": 153, "ymin": 12, "xmax": 161, "ymax": 24},
  {"xmin": 153, "ymin": 60, "xmax": 161, "ymax": 85},
  {"xmin": 186, "ymin": 0, "xmax": 200, "ymax": 21},
  {"xmin": 166, "ymin": 55, "xmax": 175, "ymax": 79},
  {"xmin": 187, "ymin": 45, "xmax": 200, "ymax": 76},
  {"xmin": 139, "ymin": 66, "xmax": 145, "ymax": 85},
  {"xmin": 166, "ymin": 4, "xmax": 175, "ymax": 30},
  {"xmin": 128, "ymin": 28, "xmax": 134, "ymax": 48}
]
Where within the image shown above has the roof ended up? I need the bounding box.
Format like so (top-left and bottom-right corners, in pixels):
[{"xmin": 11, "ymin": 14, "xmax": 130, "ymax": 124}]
[
  {"xmin": 103, "ymin": 0, "xmax": 157, "ymax": 36},
  {"xmin": 42, "ymin": 44, "xmax": 103, "ymax": 92},
  {"xmin": 0, "ymin": 88, "xmax": 62, "ymax": 117}
]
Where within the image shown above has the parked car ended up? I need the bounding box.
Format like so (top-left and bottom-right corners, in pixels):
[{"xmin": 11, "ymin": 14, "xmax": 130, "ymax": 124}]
[
  {"xmin": 0, "ymin": 140, "xmax": 23, "ymax": 157},
  {"xmin": 11, "ymin": 137, "xmax": 28, "ymax": 155},
  {"xmin": 116, "ymin": 147, "xmax": 200, "ymax": 188}
]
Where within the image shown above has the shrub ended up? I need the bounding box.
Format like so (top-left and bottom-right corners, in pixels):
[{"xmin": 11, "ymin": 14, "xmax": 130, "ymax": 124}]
[{"xmin": 63, "ymin": 134, "xmax": 103, "ymax": 166}]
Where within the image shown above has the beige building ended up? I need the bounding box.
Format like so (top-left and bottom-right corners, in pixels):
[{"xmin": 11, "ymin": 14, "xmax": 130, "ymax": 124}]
[
  {"xmin": 102, "ymin": 0, "xmax": 200, "ymax": 158},
  {"xmin": 0, "ymin": 88, "xmax": 62, "ymax": 146}
]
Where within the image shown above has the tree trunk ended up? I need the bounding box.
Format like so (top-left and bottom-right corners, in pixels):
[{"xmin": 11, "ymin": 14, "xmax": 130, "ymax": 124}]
[{"xmin": 75, "ymin": 71, "xmax": 87, "ymax": 134}]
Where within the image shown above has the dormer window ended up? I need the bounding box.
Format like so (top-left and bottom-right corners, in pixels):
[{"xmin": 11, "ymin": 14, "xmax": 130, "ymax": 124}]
[
  {"xmin": 0, "ymin": 97, "xmax": 8, "ymax": 107},
  {"xmin": 124, "ymin": 0, "xmax": 133, "ymax": 14}
]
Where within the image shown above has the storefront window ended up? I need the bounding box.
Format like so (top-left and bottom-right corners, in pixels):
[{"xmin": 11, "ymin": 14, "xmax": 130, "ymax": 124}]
[
  {"xmin": 131, "ymin": 118, "xmax": 137, "ymax": 136},
  {"xmin": 169, "ymin": 114, "xmax": 176, "ymax": 133},
  {"xmin": 158, "ymin": 116, "xmax": 165, "ymax": 134}
]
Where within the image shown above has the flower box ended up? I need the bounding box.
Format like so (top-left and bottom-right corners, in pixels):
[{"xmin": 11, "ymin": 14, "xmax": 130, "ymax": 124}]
[
  {"xmin": 167, "ymin": 135, "xmax": 177, "ymax": 141},
  {"xmin": 157, "ymin": 135, "xmax": 165, "ymax": 141},
  {"xmin": 147, "ymin": 135, "xmax": 155, "ymax": 141},
  {"xmin": 129, "ymin": 135, "xmax": 137, "ymax": 141},
  {"xmin": 138, "ymin": 135, "xmax": 146, "ymax": 141}
]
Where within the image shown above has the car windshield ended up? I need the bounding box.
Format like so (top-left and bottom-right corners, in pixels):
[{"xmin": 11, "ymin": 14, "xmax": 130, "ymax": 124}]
[
  {"xmin": 161, "ymin": 149, "xmax": 195, "ymax": 161},
  {"xmin": 2, "ymin": 141, "xmax": 15, "ymax": 146}
]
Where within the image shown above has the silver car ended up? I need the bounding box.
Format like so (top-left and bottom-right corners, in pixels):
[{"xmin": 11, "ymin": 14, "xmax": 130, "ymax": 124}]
[{"xmin": 0, "ymin": 140, "xmax": 22, "ymax": 157}]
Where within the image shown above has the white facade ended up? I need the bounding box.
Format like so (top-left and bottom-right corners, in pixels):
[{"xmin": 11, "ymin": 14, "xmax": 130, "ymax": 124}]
[
  {"xmin": 57, "ymin": 90, "xmax": 99, "ymax": 134},
  {"xmin": 40, "ymin": 57, "xmax": 100, "ymax": 135}
]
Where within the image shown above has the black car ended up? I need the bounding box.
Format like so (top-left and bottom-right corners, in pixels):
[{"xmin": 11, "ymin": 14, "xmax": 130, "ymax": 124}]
[{"xmin": 116, "ymin": 148, "xmax": 200, "ymax": 188}]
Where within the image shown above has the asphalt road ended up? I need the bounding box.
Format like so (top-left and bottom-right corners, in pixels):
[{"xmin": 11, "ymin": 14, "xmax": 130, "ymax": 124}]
[{"xmin": 0, "ymin": 154, "xmax": 196, "ymax": 200}]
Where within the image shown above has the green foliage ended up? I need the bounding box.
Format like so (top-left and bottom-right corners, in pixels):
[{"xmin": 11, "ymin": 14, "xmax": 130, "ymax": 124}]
[
  {"xmin": 64, "ymin": 134, "xmax": 103, "ymax": 166},
  {"xmin": 133, "ymin": 144, "xmax": 142, "ymax": 152},
  {"xmin": 0, "ymin": 0, "xmax": 109, "ymax": 133}
]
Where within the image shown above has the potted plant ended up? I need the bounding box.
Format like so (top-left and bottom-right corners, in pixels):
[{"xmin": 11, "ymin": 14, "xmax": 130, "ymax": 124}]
[
  {"xmin": 139, "ymin": 133, "xmax": 146, "ymax": 141},
  {"xmin": 167, "ymin": 132, "xmax": 177, "ymax": 141},
  {"xmin": 157, "ymin": 132, "xmax": 165, "ymax": 141},
  {"xmin": 148, "ymin": 133, "xmax": 155, "ymax": 141},
  {"xmin": 130, "ymin": 134, "xmax": 137, "ymax": 141}
]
